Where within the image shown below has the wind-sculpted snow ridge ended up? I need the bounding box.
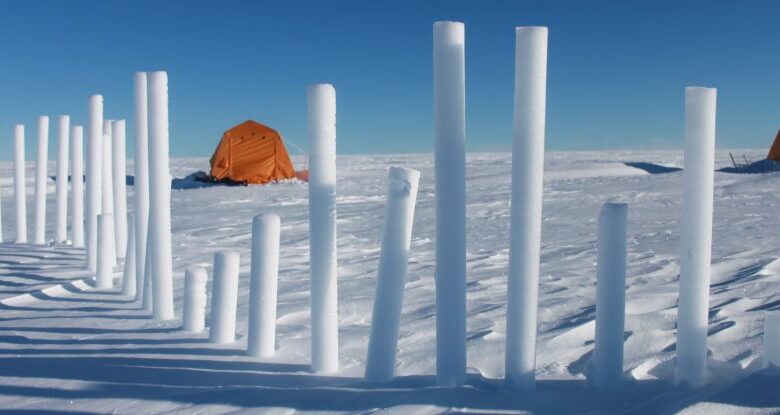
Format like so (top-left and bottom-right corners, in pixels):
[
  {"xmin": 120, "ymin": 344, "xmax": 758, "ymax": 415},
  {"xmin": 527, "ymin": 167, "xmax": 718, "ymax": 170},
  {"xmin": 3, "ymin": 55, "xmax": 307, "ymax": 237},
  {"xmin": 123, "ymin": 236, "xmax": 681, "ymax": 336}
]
[{"xmin": 0, "ymin": 150, "xmax": 778, "ymax": 413}]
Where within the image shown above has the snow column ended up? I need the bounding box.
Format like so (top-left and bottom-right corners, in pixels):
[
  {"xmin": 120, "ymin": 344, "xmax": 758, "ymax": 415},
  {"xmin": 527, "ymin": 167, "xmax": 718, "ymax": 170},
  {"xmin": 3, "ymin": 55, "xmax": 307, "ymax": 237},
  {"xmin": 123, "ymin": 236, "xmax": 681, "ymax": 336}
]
[
  {"xmin": 121, "ymin": 214, "xmax": 136, "ymax": 296},
  {"xmin": 13, "ymin": 125, "xmax": 27, "ymax": 244},
  {"xmin": 112, "ymin": 120, "xmax": 128, "ymax": 260},
  {"xmin": 134, "ymin": 72, "xmax": 150, "ymax": 303},
  {"xmin": 183, "ymin": 266, "xmax": 208, "ymax": 333},
  {"xmin": 55, "ymin": 115, "xmax": 70, "ymax": 243},
  {"xmin": 248, "ymin": 213, "xmax": 281, "ymax": 358},
  {"xmin": 364, "ymin": 166, "xmax": 421, "ymax": 383},
  {"xmin": 210, "ymin": 251, "xmax": 240, "ymax": 344},
  {"xmin": 148, "ymin": 71, "xmax": 174, "ymax": 320},
  {"xmin": 589, "ymin": 202, "xmax": 628, "ymax": 389},
  {"xmin": 71, "ymin": 125, "xmax": 84, "ymax": 248},
  {"xmin": 96, "ymin": 213, "xmax": 114, "ymax": 289},
  {"xmin": 433, "ymin": 21, "xmax": 467, "ymax": 386},
  {"xmin": 676, "ymin": 86, "xmax": 717, "ymax": 388},
  {"xmin": 101, "ymin": 123, "xmax": 116, "ymax": 266},
  {"xmin": 505, "ymin": 26, "xmax": 548, "ymax": 390},
  {"xmin": 307, "ymin": 83, "xmax": 339, "ymax": 373},
  {"xmin": 86, "ymin": 95, "xmax": 103, "ymax": 272},
  {"xmin": 34, "ymin": 116, "xmax": 49, "ymax": 245},
  {"xmin": 765, "ymin": 311, "xmax": 780, "ymax": 368}
]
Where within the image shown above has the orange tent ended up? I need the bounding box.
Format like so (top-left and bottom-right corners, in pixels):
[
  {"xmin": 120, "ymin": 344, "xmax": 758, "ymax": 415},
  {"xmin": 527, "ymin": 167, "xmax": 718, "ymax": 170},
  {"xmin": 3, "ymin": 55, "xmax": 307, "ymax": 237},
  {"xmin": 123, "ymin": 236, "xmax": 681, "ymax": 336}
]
[
  {"xmin": 209, "ymin": 120, "xmax": 297, "ymax": 184},
  {"xmin": 768, "ymin": 128, "xmax": 780, "ymax": 161}
]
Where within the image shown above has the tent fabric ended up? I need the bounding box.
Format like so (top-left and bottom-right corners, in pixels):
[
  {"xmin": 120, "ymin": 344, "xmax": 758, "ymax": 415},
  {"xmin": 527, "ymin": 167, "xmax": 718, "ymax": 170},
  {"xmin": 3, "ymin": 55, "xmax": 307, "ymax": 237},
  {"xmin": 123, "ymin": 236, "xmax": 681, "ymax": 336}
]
[
  {"xmin": 768, "ymin": 129, "xmax": 780, "ymax": 161},
  {"xmin": 209, "ymin": 120, "xmax": 296, "ymax": 184}
]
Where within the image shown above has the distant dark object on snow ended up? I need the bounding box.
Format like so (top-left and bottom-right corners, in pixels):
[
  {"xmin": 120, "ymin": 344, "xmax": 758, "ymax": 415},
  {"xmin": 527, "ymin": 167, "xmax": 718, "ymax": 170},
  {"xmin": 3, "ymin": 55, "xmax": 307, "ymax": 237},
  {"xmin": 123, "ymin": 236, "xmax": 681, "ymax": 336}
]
[
  {"xmin": 718, "ymin": 158, "xmax": 780, "ymax": 174},
  {"xmin": 623, "ymin": 162, "xmax": 682, "ymax": 174}
]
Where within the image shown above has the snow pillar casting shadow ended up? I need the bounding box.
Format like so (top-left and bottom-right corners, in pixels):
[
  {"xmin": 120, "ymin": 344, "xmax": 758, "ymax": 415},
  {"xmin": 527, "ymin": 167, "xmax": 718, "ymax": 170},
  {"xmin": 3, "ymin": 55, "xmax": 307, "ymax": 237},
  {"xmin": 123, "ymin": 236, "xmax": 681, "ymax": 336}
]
[
  {"xmin": 365, "ymin": 167, "xmax": 421, "ymax": 383},
  {"xmin": 148, "ymin": 71, "xmax": 175, "ymax": 321},
  {"xmin": 121, "ymin": 214, "xmax": 137, "ymax": 296},
  {"xmin": 248, "ymin": 213, "xmax": 281, "ymax": 358},
  {"xmin": 183, "ymin": 266, "xmax": 208, "ymax": 333},
  {"xmin": 676, "ymin": 86, "xmax": 717, "ymax": 388},
  {"xmin": 764, "ymin": 311, "xmax": 780, "ymax": 368},
  {"xmin": 134, "ymin": 72, "xmax": 150, "ymax": 304},
  {"xmin": 13, "ymin": 124, "xmax": 27, "ymax": 244},
  {"xmin": 210, "ymin": 251, "xmax": 240, "ymax": 344},
  {"xmin": 433, "ymin": 20, "xmax": 467, "ymax": 387},
  {"xmin": 588, "ymin": 202, "xmax": 628, "ymax": 390},
  {"xmin": 505, "ymin": 26, "xmax": 548, "ymax": 390},
  {"xmin": 71, "ymin": 125, "xmax": 85, "ymax": 248},
  {"xmin": 307, "ymin": 83, "xmax": 339, "ymax": 373},
  {"xmin": 86, "ymin": 95, "xmax": 103, "ymax": 272},
  {"xmin": 34, "ymin": 116, "xmax": 49, "ymax": 246},
  {"xmin": 113, "ymin": 120, "xmax": 128, "ymax": 261},
  {"xmin": 55, "ymin": 115, "xmax": 70, "ymax": 243},
  {"xmin": 102, "ymin": 123, "xmax": 116, "ymax": 266},
  {"xmin": 96, "ymin": 213, "xmax": 115, "ymax": 289}
]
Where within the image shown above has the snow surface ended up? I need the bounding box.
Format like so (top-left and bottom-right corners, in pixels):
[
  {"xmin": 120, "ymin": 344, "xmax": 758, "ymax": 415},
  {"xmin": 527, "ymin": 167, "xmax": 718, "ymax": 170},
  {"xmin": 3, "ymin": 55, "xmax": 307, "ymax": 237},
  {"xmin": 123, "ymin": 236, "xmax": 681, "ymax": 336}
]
[{"xmin": 0, "ymin": 150, "xmax": 778, "ymax": 413}]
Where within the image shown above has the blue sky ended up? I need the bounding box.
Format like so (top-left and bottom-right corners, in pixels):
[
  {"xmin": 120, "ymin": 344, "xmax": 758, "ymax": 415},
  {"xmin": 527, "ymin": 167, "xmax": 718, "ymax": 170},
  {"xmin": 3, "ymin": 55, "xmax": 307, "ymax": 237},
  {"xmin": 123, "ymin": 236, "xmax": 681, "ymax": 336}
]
[{"xmin": 0, "ymin": 0, "xmax": 778, "ymax": 158}]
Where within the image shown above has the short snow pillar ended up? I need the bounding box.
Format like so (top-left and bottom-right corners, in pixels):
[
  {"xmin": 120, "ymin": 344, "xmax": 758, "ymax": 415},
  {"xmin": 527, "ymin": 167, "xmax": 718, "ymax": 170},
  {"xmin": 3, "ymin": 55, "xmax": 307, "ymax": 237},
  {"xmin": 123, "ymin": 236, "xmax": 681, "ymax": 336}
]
[
  {"xmin": 55, "ymin": 115, "xmax": 70, "ymax": 243},
  {"xmin": 183, "ymin": 266, "xmax": 208, "ymax": 333},
  {"xmin": 764, "ymin": 311, "xmax": 780, "ymax": 368},
  {"xmin": 433, "ymin": 20, "xmax": 467, "ymax": 387},
  {"xmin": 148, "ymin": 71, "xmax": 175, "ymax": 320},
  {"xmin": 13, "ymin": 124, "xmax": 27, "ymax": 244},
  {"xmin": 248, "ymin": 213, "xmax": 281, "ymax": 358},
  {"xmin": 676, "ymin": 86, "xmax": 717, "ymax": 388},
  {"xmin": 589, "ymin": 202, "xmax": 628, "ymax": 389},
  {"xmin": 307, "ymin": 83, "xmax": 339, "ymax": 373},
  {"xmin": 364, "ymin": 167, "xmax": 421, "ymax": 383},
  {"xmin": 86, "ymin": 95, "xmax": 103, "ymax": 272},
  {"xmin": 34, "ymin": 115, "xmax": 49, "ymax": 245},
  {"xmin": 112, "ymin": 120, "xmax": 128, "ymax": 260},
  {"xmin": 209, "ymin": 251, "xmax": 240, "ymax": 344},
  {"xmin": 121, "ymin": 214, "xmax": 136, "ymax": 296},
  {"xmin": 506, "ymin": 26, "xmax": 548, "ymax": 390},
  {"xmin": 71, "ymin": 125, "xmax": 85, "ymax": 248},
  {"xmin": 96, "ymin": 213, "xmax": 115, "ymax": 289}
]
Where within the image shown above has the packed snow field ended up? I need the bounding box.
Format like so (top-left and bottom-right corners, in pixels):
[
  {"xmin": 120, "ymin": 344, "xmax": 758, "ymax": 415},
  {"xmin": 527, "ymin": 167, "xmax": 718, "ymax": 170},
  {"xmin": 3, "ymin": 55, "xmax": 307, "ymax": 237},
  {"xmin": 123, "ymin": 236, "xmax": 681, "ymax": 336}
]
[{"xmin": 0, "ymin": 150, "xmax": 778, "ymax": 414}]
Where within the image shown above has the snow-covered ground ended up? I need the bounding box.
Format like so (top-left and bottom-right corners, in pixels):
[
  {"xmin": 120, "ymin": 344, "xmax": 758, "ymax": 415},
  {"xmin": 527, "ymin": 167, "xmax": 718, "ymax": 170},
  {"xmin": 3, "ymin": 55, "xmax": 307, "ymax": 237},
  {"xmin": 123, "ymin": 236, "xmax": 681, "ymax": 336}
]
[{"xmin": 0, "ymin": 150, "xmax": 778, "ymax": 414}]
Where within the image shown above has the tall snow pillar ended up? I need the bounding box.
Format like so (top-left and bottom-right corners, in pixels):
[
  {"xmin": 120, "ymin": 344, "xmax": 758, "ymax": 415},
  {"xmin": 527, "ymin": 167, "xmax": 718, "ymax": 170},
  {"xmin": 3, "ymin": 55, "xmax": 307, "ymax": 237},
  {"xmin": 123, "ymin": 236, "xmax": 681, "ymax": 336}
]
[
  {"xmin": 112, "ymin": 119, "xmax": 128, "ymax": 260},
  {"xmin": 101, "ymin": 126, "xmax": 116, "ymax": 266},
  {"xmin": 13, "ymin": 124, "xmax": 27, "ymax": 244},
  {"xmin": 248, "ymin": 213, "xmax": 281, "ymax": 358},
  {"xmin": 433, "ymin": 20, "xmax": 467, "ymax": 386},
  {"xmin": 183, "ymin": 266, "xmax": 208, "ymax": 333},
  {"xmin": 34, "ymin": 116, "xmax": 49, "ymax": 245},
  {"xmin": 765, "ymin": 311, "xmax": 780, "ymax": 368},
  {"xmin": 134, "ymin": 72, "xmax": 150, "ymax": 303},
  {"xmin": 505, "ymin": 26, "xmax": 548, "ymax": 390},
  {"xmin": 86, "ymin": 95, "xmax": 103, "ymax": 272},
  {"xmin": 148, "ymin": 71, "xmax": 175, "ymax": 320},
  {"xmin": 96, "ymin": 213, "xmax": 114, "ymax": 289},
  {"xmin": 55, "ymin": 115, "xmax": 70, "ymax": 243},
  {"xmin": 365, "ymin": 166, "xmax": 421, "ymax": 383},
  {"xmin": 676, "ymin": 86, "xmax": 717, "ymax": 388},
  {"xmin": 71, "ymin": 125, "xmax": 85, "ymax": 248},
  {"xmin": 588, "ymin": 202, "xmax": 628, "ymax": 389},
  {"xmin": 307, "ymin": 83, "xmax": 339, "ymax": 373},
  {"xmin": 210, "ymin": 251, "xmax": 240, "ymax": 344},
  {"xmin": 121, "ymin": 214, "xmax": 136, "ymax": 296}
]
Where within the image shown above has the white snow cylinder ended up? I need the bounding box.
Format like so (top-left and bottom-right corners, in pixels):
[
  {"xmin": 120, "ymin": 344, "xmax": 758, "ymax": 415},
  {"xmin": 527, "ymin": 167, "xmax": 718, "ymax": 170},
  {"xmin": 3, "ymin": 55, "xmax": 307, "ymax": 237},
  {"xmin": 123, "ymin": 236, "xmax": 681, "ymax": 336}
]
[
  {"xmin": 307, "ymin": 83, "xmax": 339, "ymax": 373},
  {"xmin": 101, "ymin": 130, "xmax": 116, "ymax": 266},
  {"xmin": 505, "ymin": 26, "xmax": 548, "ymax": 390},
  {"xmin": 34, "ymin": 116, "xmax": 49, "ymax": 245},
  {"xmin": 134, "ymin": 72, "xmax": 150, "ymax": 303},
  {"xmin": 141, "ymin": 234, "xmax": 153, "ymax": 313},
  {"xmin": 55, "ymin": 115, "xmax": 70, "ymax": 243},
  {"xmin": 210, "ymin": 251, "xmax": 240, "ymax": 344},
  {"xmin": 765, "ymin": 311, "xmax": 780, "ymax": 368},
  {"xmin": 148, "ymin": 71, "xmax": 174, "ymax": 320},
  {"xmin": 96, "ymin": 213, "xmax": 114, "ymax": 289},
  {"xmin": 589, "ymin": 202, "xmax": 628, "ymax": 390},
  {"xmin": 365, "ymin": 166, "xmax": 421, "ymax": 383},
  {"xmin": 121, "ymin": 214, "xmax": 136, "ymax": 296},
  {"xmin": 112, "ymin": 119, "xmax": 128, "ymax": 260},
  {"xmin": 70, "ymin": 125, "xmax": 84, "ymax": 248},
  {"xmin": 676, "ymin": 86, "xmax": 717, "ymax": 389},
  {"xmin": 183, "ymin": 266, "xmax": 208, "ymax": 333},
  {"xmin": 86, "ymin": 95, "xmax": 103, "ymax": 272},
  {"xmin": 13, "ymin": 124, "xmax": 27, "ymax": 244},
  {"xmin": 433, "ymin": 20, "xmax": 467, "ymax": 387},
  {"xmin": 248, "ymin": 213, "xmax": 281, "ymax": 358}
]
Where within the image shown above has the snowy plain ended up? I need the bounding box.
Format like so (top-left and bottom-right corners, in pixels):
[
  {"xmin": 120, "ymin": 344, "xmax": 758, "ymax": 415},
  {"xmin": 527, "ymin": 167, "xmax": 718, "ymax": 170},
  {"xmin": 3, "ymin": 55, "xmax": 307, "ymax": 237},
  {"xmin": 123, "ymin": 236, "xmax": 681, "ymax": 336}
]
[{"xmin": 0, "ymin": 149, "xmax": 778, "ymax": 414}]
